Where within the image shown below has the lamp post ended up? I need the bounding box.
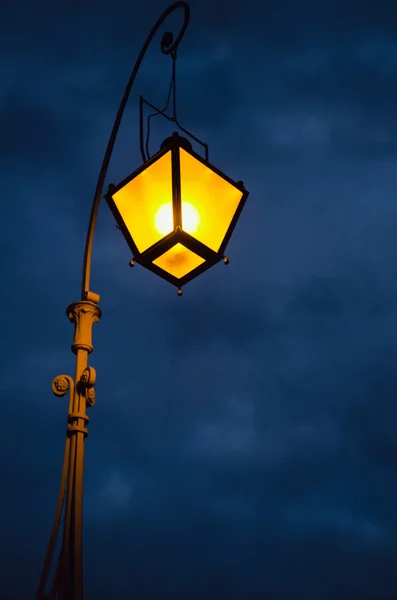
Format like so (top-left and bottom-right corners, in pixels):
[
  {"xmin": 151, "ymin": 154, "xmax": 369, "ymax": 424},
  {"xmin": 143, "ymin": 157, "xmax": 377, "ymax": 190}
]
[{"xmin": 35, "ymin": 3, "xmax": 248, "ymax": 599}]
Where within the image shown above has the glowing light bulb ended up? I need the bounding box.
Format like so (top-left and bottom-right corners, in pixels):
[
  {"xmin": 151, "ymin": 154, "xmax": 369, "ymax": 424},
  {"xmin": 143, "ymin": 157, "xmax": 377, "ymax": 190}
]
[
  {"xmin": 154, "ymin": 201, "xmax": 200, "ymax": 235},
  {"xmin": 154, "ymin": 203, "xmax": 173, "ymax": 235},
  {"xmin": 182, "ymin": 202, "xmax": 200, "ymax": 234}
]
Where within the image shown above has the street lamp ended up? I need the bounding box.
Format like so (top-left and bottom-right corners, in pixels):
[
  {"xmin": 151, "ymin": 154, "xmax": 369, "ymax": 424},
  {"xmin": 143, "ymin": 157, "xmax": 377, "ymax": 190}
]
[{"xmin": 36, "ymin": 3, "xmax": 248, "ymax": 600}]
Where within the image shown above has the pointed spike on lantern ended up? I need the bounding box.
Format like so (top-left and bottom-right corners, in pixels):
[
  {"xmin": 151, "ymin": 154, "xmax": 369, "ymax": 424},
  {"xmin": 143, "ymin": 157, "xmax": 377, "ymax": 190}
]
[
  {"xmin": 223, "ymin": 256, "xmax": 229, "ymax": 265},
  {"xmin": 177, "ymin": 288, "xmax": 183, "ymax": 297},
  {"xmin": 129, "ymin": 259, "xmax": 135, "ymax": 268}
]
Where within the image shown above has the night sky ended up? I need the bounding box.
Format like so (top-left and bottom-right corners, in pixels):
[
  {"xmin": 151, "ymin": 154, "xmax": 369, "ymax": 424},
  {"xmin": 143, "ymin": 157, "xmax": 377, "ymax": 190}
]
[{"xmin": 2, "ymin": 1, "xmax": 397, "ymax": 599}]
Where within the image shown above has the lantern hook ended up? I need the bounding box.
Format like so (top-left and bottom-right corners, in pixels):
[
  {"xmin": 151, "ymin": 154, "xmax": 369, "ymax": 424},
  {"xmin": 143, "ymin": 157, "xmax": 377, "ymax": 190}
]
[{"xmin": 139, "ymin": 49, "xmax": 209, "ymax": 162}]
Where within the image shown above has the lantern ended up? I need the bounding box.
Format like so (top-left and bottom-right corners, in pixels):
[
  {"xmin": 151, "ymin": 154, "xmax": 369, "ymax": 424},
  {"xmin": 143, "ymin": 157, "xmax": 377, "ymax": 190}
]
[{"xmin": 105, "ymin": 132, "xmax": 249, "ymax": 291}]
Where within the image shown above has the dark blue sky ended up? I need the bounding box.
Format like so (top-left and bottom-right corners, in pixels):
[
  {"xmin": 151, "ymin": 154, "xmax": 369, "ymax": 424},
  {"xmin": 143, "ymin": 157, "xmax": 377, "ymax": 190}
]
[{"xmin": 2, "ymin": 1, "xmax": 397, "ymax": 598}]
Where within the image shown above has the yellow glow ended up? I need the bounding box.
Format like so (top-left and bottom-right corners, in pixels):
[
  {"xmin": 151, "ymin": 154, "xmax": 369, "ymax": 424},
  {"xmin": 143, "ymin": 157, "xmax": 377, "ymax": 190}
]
[
  {"xmin": 154, "ymin": 201, "xmax": 200, "ymax": 236},
  {"xmin": 154, "ymin": 203, "xmax": 173, "ymax": 235},
  {"xmin": 153, "ymin": 243, "xmax": 205, "ymax": 279},
  {"xmin": 179, "ymin": 148, "xmax": 244, "ymax": 252},
  {"xmin": 182, "ymin": 202, "xmax": 200, "ymax": 234},
  {"xmin": 111, "ymin": 146, "xmax": 244, "ymax": 259},
  {"xmin": 112, "ymin": 152, "xmax": 173, "ymax": 253}
]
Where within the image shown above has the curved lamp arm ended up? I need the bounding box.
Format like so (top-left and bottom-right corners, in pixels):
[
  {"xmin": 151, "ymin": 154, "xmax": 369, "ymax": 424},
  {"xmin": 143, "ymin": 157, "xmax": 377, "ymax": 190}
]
[{"xmin": 81, "ymin": 1, "xmax": 190, "ymax": 300}]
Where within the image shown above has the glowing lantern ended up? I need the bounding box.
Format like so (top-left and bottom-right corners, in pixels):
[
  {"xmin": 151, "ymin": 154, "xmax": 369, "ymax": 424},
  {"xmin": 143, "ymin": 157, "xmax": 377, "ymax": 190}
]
[{"xmin": 105, "ymin": 132, "xmax": 249, "ymax": 291}]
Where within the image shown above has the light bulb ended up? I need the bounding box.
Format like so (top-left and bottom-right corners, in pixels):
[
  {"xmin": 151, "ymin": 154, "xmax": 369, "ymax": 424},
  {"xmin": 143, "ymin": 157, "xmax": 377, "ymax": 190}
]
[
  {"xmin": 154, "ymin": 201, "xmax": 200, "ymax": 235},
  {"xmin": 182, "ymin": 201, "xmax": 200, "ymax": 234},
  {"xmin": 154, "ymin": 203, "xmax": 173, "ymax": 236}
]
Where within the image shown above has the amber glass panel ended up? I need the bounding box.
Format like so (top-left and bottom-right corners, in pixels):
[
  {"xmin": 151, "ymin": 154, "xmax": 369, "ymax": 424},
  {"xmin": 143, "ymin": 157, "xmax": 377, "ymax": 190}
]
[
  {"xmin": 179, "ymin": 149, "xmax": 243, "ymax": 252},
  {"xmin": 112, "ymin": 152, "xmax": 173, "ymax": 253},
  {"xmin": 153, "ymin": 243, "xmax": 205, "ymax": 279}
]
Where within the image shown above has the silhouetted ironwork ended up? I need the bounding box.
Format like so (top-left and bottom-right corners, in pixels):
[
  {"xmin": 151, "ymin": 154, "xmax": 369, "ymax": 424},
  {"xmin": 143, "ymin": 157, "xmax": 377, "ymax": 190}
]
[{"xmin": 81, "ymin": 1, "xmax": 190, "ymax": 302}]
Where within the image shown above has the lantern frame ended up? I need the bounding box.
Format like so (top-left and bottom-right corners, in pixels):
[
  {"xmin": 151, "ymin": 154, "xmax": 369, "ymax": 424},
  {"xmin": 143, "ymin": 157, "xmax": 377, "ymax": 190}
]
[{"xmin": 105, "ymin": 132, "xmax": 249, "ymax": 288}]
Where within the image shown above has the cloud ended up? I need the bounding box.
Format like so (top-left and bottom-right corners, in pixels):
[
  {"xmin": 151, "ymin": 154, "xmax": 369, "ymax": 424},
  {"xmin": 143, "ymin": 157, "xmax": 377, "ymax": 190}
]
[{"xmin": 0, "ymin": 87, "xmax": 87, "ymax": 171}]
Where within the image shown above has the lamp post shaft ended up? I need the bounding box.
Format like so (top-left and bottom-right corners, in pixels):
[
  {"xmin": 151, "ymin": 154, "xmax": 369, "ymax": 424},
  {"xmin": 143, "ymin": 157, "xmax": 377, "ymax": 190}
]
[
  {"xmin": 36, "ymin": 300, "xmax": 100, "ymax": 600},
  {"xmin": 61, "ymin": 300, "xmax": 101, "ymax": 600}
]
